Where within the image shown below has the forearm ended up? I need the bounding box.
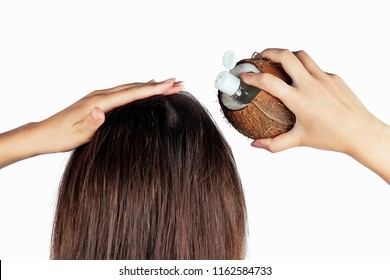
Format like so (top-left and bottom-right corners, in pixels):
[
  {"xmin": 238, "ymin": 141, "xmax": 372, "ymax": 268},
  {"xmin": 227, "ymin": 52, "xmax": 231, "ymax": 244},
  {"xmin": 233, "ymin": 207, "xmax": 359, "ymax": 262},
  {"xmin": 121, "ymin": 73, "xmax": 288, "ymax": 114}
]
[
  {"xmin": 0, "ymin": 122, "xmax": 46, "ymax": 169},
  {"xmin": 348, "ymin": 119, "xmax": 390, "ymax": 184}
]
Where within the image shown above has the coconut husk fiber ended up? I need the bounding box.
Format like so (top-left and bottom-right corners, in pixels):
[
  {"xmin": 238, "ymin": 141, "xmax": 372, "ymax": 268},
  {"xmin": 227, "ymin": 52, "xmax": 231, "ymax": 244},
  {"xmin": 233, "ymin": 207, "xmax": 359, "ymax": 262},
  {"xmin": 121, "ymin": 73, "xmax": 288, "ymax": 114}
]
[{"xmin": 218, "ymin": 52, "xmax": 296, "ymax": 139}]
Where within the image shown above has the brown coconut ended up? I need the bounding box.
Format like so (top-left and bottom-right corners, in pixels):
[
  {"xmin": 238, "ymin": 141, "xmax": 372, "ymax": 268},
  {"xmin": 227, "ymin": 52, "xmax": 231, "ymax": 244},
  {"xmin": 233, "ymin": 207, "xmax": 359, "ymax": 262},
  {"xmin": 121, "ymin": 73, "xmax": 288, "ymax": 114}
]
[{"xmin": 218, "ymin": 52, "xmax": 296, "ymax": 139}]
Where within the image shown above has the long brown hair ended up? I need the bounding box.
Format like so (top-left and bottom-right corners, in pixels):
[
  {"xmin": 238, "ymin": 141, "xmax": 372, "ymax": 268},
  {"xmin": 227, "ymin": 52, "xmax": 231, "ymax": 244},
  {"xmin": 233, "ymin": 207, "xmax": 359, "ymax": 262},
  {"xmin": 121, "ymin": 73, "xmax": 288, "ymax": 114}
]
[{"xmin": 51, "ymin": 92, "xmax": 246, "ymax": 259}]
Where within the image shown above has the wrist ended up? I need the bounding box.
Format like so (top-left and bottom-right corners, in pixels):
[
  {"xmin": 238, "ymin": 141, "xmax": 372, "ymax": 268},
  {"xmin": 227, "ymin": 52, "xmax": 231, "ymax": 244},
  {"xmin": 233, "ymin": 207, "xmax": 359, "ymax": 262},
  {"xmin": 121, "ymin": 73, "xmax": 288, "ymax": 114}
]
[
  {"xmin": 347, "ymin": 117, "xmax": 390, "ymax": 183},
  {"xmin": 342, "ymin": 114, "xmax": 381, "ymax": 157},
  {"xmin": 25, "ymin": 121, "xmax": 54, "ymax": 156}
]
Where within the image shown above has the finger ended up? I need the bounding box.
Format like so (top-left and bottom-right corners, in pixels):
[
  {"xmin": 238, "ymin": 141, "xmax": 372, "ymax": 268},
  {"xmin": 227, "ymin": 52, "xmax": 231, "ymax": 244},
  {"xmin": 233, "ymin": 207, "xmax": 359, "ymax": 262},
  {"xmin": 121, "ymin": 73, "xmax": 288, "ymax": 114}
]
[
  {"xmin": 251, "ymin": 129, "xmax": 301, "ymax": 153},
  {"xmin": 260, "ymin": 48, "xmax": 310, "ymax": 82},
  {"xmin": 99, "ymin": 78, "xmax": 176, "ymax": 112},
  {"xmin": 86, "ymin": 83, "xmax": 139, "ymax": 97},
  {"xmin": 89, "ymin": 80, "xmax": 160, "ymax": 96},
  {"xmin": 293, "ymin": 50, "xmax": 325, "ymax": 77},
  {"xmin": 241, "ymin": 72, "xmax": 296, "ymax": 109},
  {"xmin": 163, "ymin": 81, "xmax": 184, "ymax": 95},
  {"xmin": 73, "ymin": 107, "xmax": 105, "ymax": 141}
]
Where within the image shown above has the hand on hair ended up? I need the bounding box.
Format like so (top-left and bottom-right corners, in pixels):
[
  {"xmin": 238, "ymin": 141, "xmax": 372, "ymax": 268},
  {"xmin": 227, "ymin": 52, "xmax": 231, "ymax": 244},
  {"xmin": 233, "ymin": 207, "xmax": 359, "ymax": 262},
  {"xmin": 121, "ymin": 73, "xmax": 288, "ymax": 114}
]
[
  {"xmin": 241, "ymin": 48, "xmax": 390, "ymax": 184},
  {"xmin": 0, "ymin": 79, "xmax": 183, "ymax": 168}
]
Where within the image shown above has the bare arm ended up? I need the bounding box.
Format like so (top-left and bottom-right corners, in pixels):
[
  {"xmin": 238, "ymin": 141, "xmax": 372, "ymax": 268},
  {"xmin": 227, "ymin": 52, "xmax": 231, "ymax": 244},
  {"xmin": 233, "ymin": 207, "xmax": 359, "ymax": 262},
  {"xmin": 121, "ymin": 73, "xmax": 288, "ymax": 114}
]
[
  {"xmin": 0, "ymin": 79, "xmax": 183, "ymax": 169},
  {"xmin": 241, "ymin": 48, "xmax": 390, "ymax": 184}
]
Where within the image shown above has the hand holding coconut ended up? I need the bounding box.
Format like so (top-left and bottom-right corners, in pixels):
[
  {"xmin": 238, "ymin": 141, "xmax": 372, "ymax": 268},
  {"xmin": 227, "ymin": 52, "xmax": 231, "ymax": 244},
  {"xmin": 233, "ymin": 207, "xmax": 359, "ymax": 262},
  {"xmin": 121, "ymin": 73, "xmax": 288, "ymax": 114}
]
[{"xmin": 242, "ymin": 48, "xmax": 390, "ymax": 184}]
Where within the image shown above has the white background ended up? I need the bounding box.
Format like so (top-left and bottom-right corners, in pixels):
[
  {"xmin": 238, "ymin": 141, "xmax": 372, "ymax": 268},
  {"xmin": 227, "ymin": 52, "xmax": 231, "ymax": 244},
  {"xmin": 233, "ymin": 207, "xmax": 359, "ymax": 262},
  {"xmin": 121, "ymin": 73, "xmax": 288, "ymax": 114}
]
[{"xmin": 0, "ymin": 0, "xmax": 389, "ymax": 261}]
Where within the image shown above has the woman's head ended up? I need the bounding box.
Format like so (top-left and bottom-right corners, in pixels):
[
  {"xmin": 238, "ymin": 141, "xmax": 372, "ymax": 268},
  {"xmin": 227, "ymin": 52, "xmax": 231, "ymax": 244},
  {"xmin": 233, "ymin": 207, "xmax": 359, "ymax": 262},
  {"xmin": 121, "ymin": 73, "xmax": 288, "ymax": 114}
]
[{"xmin": 51, "ymin": 92, "xmax": 246, "ymax": 259}]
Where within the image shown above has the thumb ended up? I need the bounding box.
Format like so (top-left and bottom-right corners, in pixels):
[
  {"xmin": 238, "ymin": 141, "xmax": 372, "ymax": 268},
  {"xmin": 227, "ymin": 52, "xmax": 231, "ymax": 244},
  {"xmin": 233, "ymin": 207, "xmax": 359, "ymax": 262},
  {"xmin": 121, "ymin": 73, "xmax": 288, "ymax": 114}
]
[
  {"xmin": 75, "ymin": 107, "xmax": 105, "ymax": 141},
  {"xmin": 251, "ymin": 129, "xmax": 300, "ymax": 153}
]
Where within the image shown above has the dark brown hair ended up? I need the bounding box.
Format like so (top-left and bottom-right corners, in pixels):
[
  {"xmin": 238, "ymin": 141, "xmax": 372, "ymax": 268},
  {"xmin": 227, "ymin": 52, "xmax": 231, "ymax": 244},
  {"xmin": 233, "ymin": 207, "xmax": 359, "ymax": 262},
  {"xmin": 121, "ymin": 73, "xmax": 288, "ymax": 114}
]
[{"xmin": 51, "ymin": 92, "xmax": 246, "ymax": 260}]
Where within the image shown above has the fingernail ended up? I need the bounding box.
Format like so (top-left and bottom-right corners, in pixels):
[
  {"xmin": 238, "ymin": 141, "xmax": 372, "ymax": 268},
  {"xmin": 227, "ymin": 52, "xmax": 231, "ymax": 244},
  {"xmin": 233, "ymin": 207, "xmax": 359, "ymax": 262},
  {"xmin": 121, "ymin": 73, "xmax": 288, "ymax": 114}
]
[
  {"xmin": 251, "ymin": 140, "xmax": 263, "ymax": 148},
  {"xmin": 240, "ymin": 73, "xmax": 250, "ymax": 79},
  {"xmin": 173, "ymin": 81, "xmax": 184, "ymax": 87},
  {"xmin": 161, "ymin": 78, "xmax": 176, "ymax": 84},
  {"xmin": 91, "ymin": 107, "xmax": 102, "ymax": 121}
]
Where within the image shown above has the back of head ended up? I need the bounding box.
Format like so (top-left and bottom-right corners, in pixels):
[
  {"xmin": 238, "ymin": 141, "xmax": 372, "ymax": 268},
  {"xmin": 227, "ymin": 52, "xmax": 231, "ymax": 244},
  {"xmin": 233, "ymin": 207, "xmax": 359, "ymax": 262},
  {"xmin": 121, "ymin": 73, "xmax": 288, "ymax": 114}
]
[{"xmin": 51, "ymin": 92, "xmax": 246, "ymax": 259}]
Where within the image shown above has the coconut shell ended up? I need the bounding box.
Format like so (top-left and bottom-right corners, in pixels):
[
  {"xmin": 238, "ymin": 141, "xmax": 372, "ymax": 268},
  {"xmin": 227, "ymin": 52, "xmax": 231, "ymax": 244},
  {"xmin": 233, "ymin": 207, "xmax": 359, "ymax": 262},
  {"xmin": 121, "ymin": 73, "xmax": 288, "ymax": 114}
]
[{"xmin": 218, "ymin": 52, "xmax": 296, "ymax": 139}]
